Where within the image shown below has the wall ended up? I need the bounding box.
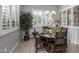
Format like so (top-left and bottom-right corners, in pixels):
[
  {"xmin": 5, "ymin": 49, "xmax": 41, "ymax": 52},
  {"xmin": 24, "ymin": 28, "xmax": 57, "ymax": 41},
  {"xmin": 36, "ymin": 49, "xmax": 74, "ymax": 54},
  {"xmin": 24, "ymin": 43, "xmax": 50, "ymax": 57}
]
[
  {"xmin": 20, "ymin": 5, "xmax": 59, "ymax": 20},
  {"xmin": 0, "ymin": 29, "xmax": 21, "ymax": 52},
  {"xmin": 0, "ymin": 5, "xmax": 21, "ymax": 52},
  {"xmin": 0, "ymin": 6, "xmax": 1, "ymax": 28},
  {"xmin": 59, "ymin": 5, "xmax": 79, "ymax": 45},
  {"xmin": 59, "ymin": 5, "xmax": 72, "ymax": 10}
]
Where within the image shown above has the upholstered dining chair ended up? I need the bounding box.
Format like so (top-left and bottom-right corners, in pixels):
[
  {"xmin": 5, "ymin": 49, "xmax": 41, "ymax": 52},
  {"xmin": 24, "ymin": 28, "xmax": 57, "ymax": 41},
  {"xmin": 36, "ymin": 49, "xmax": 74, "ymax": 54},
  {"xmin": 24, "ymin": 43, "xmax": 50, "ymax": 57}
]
[
  {"xmin": 32, "ymin": 29, "xmax": 38, "ymax": 39},
  {"xmin": 53, "ymin": 31, "xmax": 66, "ymax": 53},
  {"xmin": 61, "ymin": 27, "xmax": 68, "ymax": 48},
  {"xmin": 35, "ymin": 33, "xmax": 48, "ymax": 53}
]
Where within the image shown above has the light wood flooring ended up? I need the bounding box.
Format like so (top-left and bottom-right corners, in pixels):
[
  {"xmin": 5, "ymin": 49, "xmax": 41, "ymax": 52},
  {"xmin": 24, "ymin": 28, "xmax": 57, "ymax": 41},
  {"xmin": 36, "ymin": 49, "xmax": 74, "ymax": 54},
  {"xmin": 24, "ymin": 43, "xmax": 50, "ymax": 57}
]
[{"xmin": 13, "ymin": 38, "xmax": 79, "ymax": 53}]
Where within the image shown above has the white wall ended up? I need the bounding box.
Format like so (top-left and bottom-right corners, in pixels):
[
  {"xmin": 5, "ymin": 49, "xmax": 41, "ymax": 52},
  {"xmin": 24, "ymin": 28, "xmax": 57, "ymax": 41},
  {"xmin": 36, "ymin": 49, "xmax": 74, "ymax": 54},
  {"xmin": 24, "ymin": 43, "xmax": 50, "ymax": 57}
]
[
  {"xmin": 59, "ymin": 5, "xmax": 72, "ymax": 10},
  {"xmin": 0, "ymin": 29, "xmax": 21, "ymax": 52},
  {"xmin": 20, "ymin": 5, "xmax": 59, "ymax": 20},
  {"xmin": 0, "ymin": 5, "xmax": 21, "ymax": 52}
]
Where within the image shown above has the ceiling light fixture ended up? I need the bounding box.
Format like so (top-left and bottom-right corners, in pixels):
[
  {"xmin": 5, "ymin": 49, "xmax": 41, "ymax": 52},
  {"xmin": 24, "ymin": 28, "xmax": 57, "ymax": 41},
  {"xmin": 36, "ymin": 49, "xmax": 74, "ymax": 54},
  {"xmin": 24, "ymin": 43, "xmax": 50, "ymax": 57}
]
[{"xmin": 46, "ymin": 10, "xmax": 56, "ymax": 16}]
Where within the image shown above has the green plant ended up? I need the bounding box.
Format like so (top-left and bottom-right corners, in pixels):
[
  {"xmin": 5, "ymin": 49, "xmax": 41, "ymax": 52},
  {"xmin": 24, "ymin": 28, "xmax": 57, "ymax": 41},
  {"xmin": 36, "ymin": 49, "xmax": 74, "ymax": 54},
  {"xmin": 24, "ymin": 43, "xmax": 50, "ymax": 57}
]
[{"xmin": 20, "ymin": 11, "xmax": 33, "ymax": 34}]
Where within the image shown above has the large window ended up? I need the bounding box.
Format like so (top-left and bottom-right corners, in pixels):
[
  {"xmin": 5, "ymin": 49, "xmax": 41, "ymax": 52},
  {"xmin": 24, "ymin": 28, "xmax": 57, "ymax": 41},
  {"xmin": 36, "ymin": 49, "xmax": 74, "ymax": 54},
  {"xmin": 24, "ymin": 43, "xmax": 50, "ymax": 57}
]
[
  {"xmin": 0, "ymin": 5, "xmax": 19, "ymax": 36},
  {"xmin": 60, "ymin": 11, "xmax": 67, "ymax": 26},
  {"xmin": 67, "ymin": 8, "xmax": 73, "ymax": 26},
  {"xmin": 60, "ymin": 6, "xmax": 79, "ymax": 27},
  {"xmin": 10, "ymin": 5, "xmax": 17, "ymax": 28},
  {"xmin": 32, "ymin": 11, "xmax": 38, "ymax": 25},
  {"xmin": 32, "ymin": 10, "xmax": 56, "ymax": 27},
  {"xmin": 2, "ymin": 5, "xmax": 10, "ymax": 29},
  {"xmin": 1, "ymin": 5, "xmax": 19, "ymax": 30},
  {"xmin": 73, "ymin": 6, "xmax": 79, "ymax": 26},
  {"xmin": 32, "ymin": 10, "xmax": 43, "ymax": 26}
]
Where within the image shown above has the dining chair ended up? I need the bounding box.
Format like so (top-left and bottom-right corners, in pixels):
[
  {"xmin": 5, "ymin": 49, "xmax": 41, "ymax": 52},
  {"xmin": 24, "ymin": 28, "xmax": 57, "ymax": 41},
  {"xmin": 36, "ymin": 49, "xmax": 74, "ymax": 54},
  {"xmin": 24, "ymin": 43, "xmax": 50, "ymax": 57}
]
[
  {"xmin": 32, "ymin": 29, "xmax": 38, "ymax": 39},
  {"xmin": 53, "ymin": 31, "xmax": 66, "ymax": 53},
  {"xmin": 43, "ymin": 26, "xmax": 49, "ymax": 30},
  {"xmin": 61, "ymin": 27, "xmax": 68, "ymax": 32},
  {"xmin": 46, "ymin": 38, "xmax": 54, "ymax": 52},
  {"xmin": 61, "ymin": 27, "xmax": 68, "ymax": 48},
  {"xmin": 35, "ymin": 33, "xmax": 48, "ymax": 53}
]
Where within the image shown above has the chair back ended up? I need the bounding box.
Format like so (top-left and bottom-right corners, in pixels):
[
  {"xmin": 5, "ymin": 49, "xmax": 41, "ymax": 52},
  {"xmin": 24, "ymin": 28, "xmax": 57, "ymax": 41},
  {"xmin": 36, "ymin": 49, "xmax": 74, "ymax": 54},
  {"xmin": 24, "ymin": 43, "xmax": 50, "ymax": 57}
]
[
  {"xmin": 55, "ymin": 38, "xmax": 65, "ymax": 45},
  {"xmin": 55, "ymin": 31, "xmax": 65, "ymax": 39},
  {"xmin": 61, "ymin": 27, "xmax": 68, "ymax": 39},
  {"xmin": 54, "ymin": 31, "xmax": 65, "ymax": 45},
  {"xmin": 61, "ymin": 27, "xmax": 68, "ymax": 32},
  {"xmin": 43, "ymin": 26, "xmax": 49, "ymax": 30},
  {"xmin": 54, "ymin": 31, "xmax": 66, "ymax": 52},
  {"xmin": 32, "ymin": 29, "xmax": 38, "ymax": 38}
]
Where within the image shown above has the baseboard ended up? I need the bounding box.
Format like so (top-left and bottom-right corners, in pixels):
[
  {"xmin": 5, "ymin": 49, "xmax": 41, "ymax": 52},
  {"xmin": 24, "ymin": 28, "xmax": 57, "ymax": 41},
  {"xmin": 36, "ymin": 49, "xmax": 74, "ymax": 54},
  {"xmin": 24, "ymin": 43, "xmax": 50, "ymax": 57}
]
[
  {"xmin": 9, "ymin": 39, "xmax": 21, "ymax": 53},
  {"xmin": 70, "ymin": 40, "xmax": 79, "ymax": 45}
]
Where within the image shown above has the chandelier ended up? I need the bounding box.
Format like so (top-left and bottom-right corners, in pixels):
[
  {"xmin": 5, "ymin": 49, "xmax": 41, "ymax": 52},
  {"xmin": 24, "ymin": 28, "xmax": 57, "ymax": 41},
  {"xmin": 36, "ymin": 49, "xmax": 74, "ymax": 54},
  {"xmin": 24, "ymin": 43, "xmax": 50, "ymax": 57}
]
[{"xmin": 46, "ymin": 10, "xmax": 56, "ymax": 16}]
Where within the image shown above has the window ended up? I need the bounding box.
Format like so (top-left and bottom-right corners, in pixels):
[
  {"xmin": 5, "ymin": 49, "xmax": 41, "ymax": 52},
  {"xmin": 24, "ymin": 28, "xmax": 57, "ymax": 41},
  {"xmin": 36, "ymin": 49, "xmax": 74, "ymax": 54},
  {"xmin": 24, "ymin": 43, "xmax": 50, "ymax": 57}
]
[
  {"xmin": 10, "ymin": 5, "xmax": 17, "ymax": 28},
  {"xmin": 2, "ymin": 5, "xmax": 19, "ymax": 30},
  {"xmin": 67, "ymin": 8, "xmax": 73, "ymax": 26},
  {"xmin": 32, "ymin": 11, "xmax": 38, "ymax": 25},
  {"xmin": 73, "ymin": 6, "xmax": 79, "ymax": 26},
  {"xmin": 0, "ymin": 5, "xmax": 19, "ymax": 37},
  {"xmin": 32, "ymin": 10, "xmax": 55, "ymax": 27},
  {"xmin": 2, "ymin": 5, "xmax": 10, "ymax": 29},
  {"xmin": 60, "ymin": 6, "xmax": 79, "ymax": 27},
  {"xmin": 60, "ymin": 8, "xmax": 74, "ymax": 26},
  {"xmin": 38, "ymin": 11, "xmax": 42, "ymax": 24},
  {"xmin": 60, "ymin": 11, "xmax": 67, "ymax": 26}
]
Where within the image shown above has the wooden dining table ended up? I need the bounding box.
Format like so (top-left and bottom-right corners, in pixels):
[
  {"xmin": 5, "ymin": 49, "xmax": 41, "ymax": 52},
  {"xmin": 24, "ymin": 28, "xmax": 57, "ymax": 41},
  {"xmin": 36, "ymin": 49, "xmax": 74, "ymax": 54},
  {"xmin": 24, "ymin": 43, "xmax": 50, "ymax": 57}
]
[
  {"xmin": 38, "ymin": 28, "xmax": 60, "ymax": 39},
  {"xmin": 37, "ymin": 29, "xmax": 61, "ymax": 52},
  {"xmin": 38, "ymin": 33, "xmax": 55, "ymax": 39}
]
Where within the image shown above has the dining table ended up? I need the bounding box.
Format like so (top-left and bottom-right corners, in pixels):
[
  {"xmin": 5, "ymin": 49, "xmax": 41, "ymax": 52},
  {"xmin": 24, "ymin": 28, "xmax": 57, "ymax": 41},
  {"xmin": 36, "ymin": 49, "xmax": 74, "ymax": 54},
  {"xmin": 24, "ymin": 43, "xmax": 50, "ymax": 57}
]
[
  {"xmin": 37, "ymin": 28, "xmax": 61, "ymax": 52},
  {"xmin": 38, "ymin": 28, "xmax": 61, "ymax": 40}
]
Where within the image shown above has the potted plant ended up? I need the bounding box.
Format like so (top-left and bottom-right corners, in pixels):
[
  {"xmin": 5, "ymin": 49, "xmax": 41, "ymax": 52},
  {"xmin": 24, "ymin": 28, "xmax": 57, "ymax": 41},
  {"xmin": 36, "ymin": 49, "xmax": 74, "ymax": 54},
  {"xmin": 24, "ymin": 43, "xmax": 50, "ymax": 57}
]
[{"xmin": 20, "ymin": 11, "xmax": 33, "ymax": 41}]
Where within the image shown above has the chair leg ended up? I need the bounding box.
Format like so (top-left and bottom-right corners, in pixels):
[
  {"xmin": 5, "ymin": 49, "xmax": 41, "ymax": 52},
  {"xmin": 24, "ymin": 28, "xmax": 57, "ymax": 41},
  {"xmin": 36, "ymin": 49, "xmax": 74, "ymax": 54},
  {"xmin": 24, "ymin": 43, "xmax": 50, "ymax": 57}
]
[
  {"xmin": 35, "ymin": 43, "xmax": 38, "ymax": 53},
  {"xmin": 65, "ymin": 39, "xmax": 67, "ymax": 48},
  {"xmin": 35, "ymin": 48, "xmax": 37, "ymax": 53},
  {"xmin": 66, "ymin": 42, "xmax": 67, "ymax": 48},
  {"xmin": 35, "ymin": 39, "xmax": 37, "ymax": 53},
  {"xmin": 53, "ymin": 47, "xmax": 56, "ymax": 53}
]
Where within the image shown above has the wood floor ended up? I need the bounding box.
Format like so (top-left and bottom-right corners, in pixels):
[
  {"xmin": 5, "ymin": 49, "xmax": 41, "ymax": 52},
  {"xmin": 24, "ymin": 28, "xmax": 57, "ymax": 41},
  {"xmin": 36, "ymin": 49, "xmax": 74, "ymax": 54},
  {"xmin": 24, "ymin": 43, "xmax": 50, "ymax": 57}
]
[{"xmin": 13, "ymin": 38, "xmax": 79, "ymax": 53}]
